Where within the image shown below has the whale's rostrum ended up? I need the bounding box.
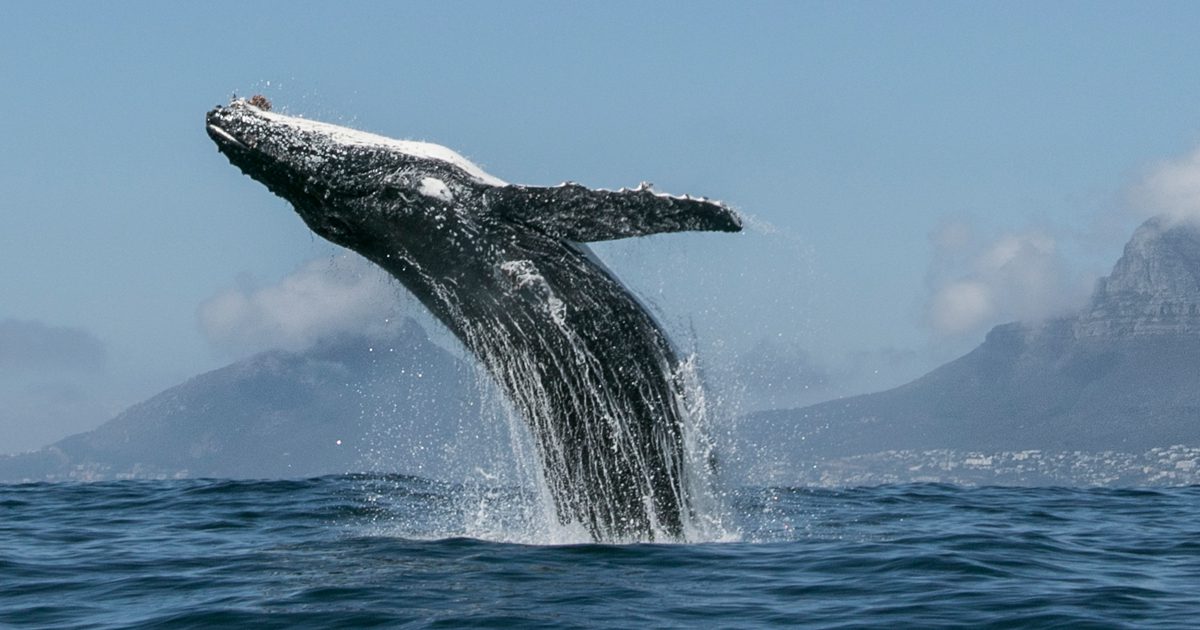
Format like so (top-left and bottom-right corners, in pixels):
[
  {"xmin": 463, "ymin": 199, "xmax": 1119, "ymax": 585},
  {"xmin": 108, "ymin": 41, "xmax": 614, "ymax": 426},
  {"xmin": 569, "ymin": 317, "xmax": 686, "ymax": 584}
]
[{"xmin": 205, "ymin": 98, "xmax": 742, "ymax": 541}]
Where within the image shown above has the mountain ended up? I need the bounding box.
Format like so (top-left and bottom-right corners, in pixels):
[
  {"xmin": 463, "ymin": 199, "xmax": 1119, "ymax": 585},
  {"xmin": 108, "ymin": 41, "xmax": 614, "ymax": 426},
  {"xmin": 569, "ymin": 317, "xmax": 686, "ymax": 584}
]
[
  {"xmin": 1075, "ymin": 216, "xmax": 1200, "ymax": 337},
  {"xmin": 0, "ymin": 319, "xmax": 498, "ymax": 483},
  {"xmin": 737, "ymin": 217, "xmax": 1200, "ymax": 485},
  {"xmin": 9, "ymin": 218, "xmax": 1198, "ymax": 487}
]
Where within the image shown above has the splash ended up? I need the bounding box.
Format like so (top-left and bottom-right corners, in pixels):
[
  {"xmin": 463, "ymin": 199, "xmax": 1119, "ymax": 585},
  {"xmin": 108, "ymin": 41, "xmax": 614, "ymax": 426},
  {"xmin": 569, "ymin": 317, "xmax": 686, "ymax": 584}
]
[
  {"xmin": 456, "ymin": 353, "xmax": 734, "ymax": 545},
  {"xmin": 459, "ymin": 313, "xmax": 709, "ymax": 541},
  {"xmin": 356, "ymin": 293, "xmax": 736, "ymax": 545}
]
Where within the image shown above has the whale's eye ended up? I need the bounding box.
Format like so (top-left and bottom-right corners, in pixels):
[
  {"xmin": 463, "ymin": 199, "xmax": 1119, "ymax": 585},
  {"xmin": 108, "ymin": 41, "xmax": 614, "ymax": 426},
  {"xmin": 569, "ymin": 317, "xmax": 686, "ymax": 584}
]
[{"xmin": 249, "ymin": 94, "xmax": 272, "ymax": 111}]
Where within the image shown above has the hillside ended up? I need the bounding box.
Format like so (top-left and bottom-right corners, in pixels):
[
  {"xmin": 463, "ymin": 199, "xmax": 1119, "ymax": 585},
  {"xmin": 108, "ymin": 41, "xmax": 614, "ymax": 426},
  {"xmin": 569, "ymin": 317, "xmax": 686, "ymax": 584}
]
[
  {"xmin": 738, "ymin": 217, "xmax": 1200, "ymax": 485},
  {"xmin": 0, "ymin": 320, "xmax": 494, "ymax": 482}
]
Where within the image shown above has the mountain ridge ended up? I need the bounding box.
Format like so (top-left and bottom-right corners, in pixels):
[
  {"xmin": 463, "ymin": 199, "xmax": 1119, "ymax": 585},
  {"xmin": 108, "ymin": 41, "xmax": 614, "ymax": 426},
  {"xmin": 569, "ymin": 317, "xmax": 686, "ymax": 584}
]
[
  {"xmin": 738, "ymin": 216, "xmax": 1200, "ymax": 483},
  {"xmin": 1076, "ymin": 216, "xmax": 1200, "ymax": 337},
  {"xmin": 0, "ymin": 319, "xmax": 495, "ymax": 483}
]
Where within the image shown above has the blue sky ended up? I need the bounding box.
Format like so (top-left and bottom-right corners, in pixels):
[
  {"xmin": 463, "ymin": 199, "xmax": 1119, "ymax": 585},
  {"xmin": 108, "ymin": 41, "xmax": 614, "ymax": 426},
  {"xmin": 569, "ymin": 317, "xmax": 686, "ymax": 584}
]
[{"xmin": 3, "ymin": 2, "xmax": 1200, "ymax": 452}]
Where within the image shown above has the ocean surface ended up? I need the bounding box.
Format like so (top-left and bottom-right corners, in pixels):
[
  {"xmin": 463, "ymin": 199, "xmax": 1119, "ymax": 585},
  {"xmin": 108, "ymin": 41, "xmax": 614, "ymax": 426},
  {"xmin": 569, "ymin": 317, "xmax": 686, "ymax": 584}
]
[{"xmin": 2, "ymin": 476, "xmax": 1199, "ymax": 628}]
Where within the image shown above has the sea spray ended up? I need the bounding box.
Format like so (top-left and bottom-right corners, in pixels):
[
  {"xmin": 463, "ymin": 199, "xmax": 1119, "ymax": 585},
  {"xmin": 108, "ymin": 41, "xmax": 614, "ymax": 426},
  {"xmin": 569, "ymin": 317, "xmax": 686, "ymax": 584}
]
[{"xmin": 354, "ymin": 316, "xmax": 736, "ymax": 544}]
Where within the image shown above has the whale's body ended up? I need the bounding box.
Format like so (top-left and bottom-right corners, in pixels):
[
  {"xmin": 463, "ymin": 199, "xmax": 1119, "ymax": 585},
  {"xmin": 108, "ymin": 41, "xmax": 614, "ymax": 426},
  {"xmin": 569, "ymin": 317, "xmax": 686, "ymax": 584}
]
[{"xmin": 206, "ymin": 100, "xmax": 741, "ymax": 541}]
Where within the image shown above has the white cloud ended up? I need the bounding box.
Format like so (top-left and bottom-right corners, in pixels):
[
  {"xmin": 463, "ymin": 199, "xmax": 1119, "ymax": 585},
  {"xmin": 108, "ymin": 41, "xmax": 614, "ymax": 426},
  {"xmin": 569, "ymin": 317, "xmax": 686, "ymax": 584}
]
[
  {"xmin": 1133, "ymin": 145, "xmax": 1200, "ymax": 224},
  {"xmin": 198, "ymin": 255, "xmax": 404, "ymax": 356},
  {"xmin": 925, "ymin": 223, "xmax": 1088, "ymax": 338},
  {"xmin": 929, "ymin": 280, "xmax": 993, "ymax": 336}
]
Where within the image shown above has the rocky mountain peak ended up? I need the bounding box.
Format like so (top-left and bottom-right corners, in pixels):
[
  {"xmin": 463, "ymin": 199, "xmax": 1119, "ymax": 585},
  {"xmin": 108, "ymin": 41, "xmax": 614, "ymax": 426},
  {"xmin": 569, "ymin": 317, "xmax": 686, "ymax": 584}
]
[{"xmin": 1076, "ymin": 216, "xmax": 1200, "ymax": 337}]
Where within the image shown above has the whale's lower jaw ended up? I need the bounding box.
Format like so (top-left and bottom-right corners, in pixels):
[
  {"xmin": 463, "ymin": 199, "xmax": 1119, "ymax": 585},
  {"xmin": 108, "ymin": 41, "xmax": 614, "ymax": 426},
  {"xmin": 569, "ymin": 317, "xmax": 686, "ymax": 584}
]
[{"xmin": 206, "ymin": 123, "xmax": 247, "ymax": 151}]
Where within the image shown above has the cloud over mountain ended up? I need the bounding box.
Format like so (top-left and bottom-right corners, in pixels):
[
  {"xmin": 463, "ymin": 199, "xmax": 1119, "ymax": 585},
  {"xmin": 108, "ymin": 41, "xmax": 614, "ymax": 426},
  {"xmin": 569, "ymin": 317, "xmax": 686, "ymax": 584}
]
[
  {"xmin": 198, "ymin": 255, "xmax": 405, "ymax": 357},
  {"xmin": 1133, "ymin": 144, "xmax": 1200, "ymax": 225},
  {"xmin": 925, "ymin": 220, "xmax": 1088, "ymax": 339}
]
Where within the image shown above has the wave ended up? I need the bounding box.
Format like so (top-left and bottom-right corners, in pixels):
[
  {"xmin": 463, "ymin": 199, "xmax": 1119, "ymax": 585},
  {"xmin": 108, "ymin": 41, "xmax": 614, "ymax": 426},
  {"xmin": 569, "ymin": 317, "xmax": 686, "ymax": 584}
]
[{"xmin": 3, "ymin": 478, "xmax": 1199, "ymax": 628}]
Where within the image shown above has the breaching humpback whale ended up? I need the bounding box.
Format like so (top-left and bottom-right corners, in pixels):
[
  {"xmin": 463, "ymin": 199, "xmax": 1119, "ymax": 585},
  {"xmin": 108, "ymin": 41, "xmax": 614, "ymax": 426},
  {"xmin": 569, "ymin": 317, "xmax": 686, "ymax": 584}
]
[{"xmin": 206, "ymin": 98, "xmax": 741, "ymax": 541}]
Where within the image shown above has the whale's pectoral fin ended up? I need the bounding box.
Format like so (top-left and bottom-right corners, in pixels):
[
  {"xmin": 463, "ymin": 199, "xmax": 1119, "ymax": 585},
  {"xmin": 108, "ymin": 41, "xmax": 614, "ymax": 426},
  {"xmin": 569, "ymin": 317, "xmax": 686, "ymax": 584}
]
[{"xmin": 487, "ymin": 183, "xmax": 742, "ymax": 242}]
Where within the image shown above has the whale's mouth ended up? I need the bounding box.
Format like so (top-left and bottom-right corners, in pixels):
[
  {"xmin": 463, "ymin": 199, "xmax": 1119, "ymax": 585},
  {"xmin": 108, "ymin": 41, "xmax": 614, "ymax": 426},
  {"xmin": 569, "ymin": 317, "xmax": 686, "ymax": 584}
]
[{"xmin": 206, "ymin": 122, "xmax": 248, "ymax": 151}]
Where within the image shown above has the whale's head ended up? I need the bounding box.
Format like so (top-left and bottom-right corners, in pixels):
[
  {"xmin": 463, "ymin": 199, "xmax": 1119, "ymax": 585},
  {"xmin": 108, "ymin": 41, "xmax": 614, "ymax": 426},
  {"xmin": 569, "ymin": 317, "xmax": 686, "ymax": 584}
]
[{"xmin": 206, "ymin": 99, "xmax": 505, "ymax": 250}]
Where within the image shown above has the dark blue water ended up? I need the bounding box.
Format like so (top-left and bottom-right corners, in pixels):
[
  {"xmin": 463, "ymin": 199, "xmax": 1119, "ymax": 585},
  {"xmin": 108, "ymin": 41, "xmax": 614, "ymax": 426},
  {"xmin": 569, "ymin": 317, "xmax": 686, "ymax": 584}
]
[{"xmin": 2, "ymin": 477, "xmax": 1198, "ymax": 628}]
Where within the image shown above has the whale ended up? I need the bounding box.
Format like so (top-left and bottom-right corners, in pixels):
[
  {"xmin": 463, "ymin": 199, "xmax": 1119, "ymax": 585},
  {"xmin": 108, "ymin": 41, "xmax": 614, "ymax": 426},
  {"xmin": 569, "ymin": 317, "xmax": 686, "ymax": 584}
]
[{"xmin": 205, "ymin": 98, "xmax": 741, "ymax": 541}]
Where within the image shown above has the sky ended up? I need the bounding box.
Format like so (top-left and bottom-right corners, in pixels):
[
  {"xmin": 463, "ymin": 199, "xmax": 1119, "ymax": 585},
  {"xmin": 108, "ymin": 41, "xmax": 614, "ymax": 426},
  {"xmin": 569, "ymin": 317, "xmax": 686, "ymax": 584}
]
[{"xmin": 4, "ymin": 1, "xmax": 1200, "ymax": 453}]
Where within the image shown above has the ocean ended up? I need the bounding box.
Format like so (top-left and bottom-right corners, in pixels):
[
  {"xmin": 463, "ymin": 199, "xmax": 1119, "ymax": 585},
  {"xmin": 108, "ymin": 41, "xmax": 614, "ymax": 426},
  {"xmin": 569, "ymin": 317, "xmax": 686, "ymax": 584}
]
[{"xmin": 2, "ymin": 476, "xmax": 1198, "ymax": 628}]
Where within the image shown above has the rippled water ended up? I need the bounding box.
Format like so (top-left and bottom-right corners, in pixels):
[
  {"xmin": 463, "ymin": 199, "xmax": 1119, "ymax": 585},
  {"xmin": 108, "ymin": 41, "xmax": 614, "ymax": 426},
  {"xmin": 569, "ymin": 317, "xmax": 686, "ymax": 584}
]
[{"xmin": 2, "ymin": 477, "xmax": 1198, "ymax": 628}]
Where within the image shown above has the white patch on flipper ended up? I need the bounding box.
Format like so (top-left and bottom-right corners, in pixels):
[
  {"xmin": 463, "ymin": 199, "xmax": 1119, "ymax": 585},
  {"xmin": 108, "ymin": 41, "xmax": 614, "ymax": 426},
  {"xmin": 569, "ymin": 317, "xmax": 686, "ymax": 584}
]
[
  {"xmin": 418, "ymin": 177, "xmax": 454, "ymax": 202},
  {"xmin": 251, "ymin": 107, "xmax": 508, "ymax": 187}
]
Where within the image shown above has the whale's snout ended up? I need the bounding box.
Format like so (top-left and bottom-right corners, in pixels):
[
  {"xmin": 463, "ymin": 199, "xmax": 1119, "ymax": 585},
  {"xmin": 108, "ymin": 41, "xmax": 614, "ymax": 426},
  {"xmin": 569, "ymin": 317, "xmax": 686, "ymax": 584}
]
[{"xmin": 205, "ymin": 100, "xmax": 266, "ymax": 153}]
